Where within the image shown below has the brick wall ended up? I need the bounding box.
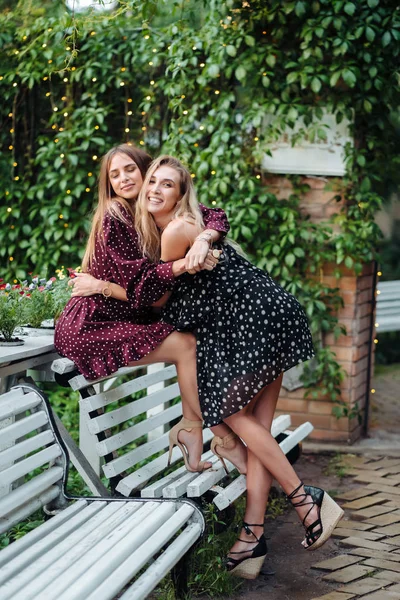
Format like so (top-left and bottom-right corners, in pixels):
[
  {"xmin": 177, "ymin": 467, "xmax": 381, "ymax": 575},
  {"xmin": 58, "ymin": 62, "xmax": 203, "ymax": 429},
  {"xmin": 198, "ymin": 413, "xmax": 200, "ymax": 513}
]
[{"xmin": 265, "ymin": 175, "xmax": 376, "ymax": 443}]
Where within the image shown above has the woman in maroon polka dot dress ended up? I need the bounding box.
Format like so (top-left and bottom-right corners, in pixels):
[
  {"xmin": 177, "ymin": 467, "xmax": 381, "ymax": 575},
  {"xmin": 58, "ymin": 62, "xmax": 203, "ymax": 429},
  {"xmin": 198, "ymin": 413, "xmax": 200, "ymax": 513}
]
[{"xmin": 55, "ymin": 144, "xmax": 233, "ymax": 472}]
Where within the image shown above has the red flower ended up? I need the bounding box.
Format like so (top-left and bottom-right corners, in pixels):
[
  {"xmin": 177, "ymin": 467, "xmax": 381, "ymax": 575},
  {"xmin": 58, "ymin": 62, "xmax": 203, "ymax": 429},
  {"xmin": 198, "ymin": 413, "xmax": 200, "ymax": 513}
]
[
  {"xmin": 19, "ymin": 291, "xmax": 24, "ymax": 296},
  {"xmin": 50, "ymin": 277, "xmax": 57, "ymax": 282},
  {"xmin": 0, "ymin": 284, "xmax": 6, "ymax": 290},
  {"xmin": 0, "ymin": 279, "xmax": 3, "ymax": 283},
  {"xmin": 12, "ymin": 284, "xmax": 21, "ymax": 289}
]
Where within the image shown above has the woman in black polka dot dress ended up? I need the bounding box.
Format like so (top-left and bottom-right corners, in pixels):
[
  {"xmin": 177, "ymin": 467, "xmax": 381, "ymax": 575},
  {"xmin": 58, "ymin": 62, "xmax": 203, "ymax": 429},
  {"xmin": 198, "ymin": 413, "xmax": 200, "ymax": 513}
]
[{"xmin": 134, "ymin": 155, "xmax": 344, "ymax": 580}]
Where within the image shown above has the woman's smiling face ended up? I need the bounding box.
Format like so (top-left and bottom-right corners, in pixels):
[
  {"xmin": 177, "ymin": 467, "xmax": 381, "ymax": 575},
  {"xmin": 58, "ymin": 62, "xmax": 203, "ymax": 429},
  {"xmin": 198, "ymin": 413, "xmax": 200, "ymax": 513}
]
[
  {"xmin": 146, "ymin": 165, "xmax": 182, "ymax": 221},
  {"xmin": 109, "ymin": 152, "xmax": 144, "ymax": 201}
]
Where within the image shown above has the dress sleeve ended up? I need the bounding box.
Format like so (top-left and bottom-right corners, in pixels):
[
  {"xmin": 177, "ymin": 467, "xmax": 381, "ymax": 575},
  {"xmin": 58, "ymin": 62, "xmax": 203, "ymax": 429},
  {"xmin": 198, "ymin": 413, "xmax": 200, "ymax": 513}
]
[
  {"xmin": 103, "ymin": 212, "xmax": 176, "ymax": 309},
  {"xmin": 199, "ymin": 204, "xmax": 230, "ymax": 236}
]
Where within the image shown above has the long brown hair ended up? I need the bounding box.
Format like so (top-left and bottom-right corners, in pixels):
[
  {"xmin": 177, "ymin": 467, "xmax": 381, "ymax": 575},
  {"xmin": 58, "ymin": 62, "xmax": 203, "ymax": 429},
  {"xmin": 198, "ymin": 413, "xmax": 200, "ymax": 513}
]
[
  {"xmin": 135, "ymin": 155, "xmax": 204, "ymax": 262},
  {"xmin": 82, "ymin": 144, "xmax": 152, "ymax": 271}
]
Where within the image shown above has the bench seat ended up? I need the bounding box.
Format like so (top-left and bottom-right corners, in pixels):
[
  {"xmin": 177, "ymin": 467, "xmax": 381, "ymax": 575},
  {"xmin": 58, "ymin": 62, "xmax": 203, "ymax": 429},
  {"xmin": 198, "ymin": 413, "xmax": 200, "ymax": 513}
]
[
  {"xmin": 51, "ymin": 358, "xmax": 314, "ymax": 507},
  {"xmin": 0, "ymin": 384, "xmax": 204, "ymax": 600}
]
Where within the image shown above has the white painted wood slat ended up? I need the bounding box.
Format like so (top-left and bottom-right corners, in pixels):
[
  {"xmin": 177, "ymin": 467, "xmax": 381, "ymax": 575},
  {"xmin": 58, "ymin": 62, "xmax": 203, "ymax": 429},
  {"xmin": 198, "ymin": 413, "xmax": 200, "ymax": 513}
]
[
  {"xmin": 0, "ymin": 467, "xmax": 63, "ymax": 519},
  {"xmin": 3, "ymin": 502, "xmax": 126, "ymax": 600},
  {"xmin": 102, "ymin": 432, "xmax": 169, "ymax": 476},
  {"xmin": 0, "ymin": 411, "xmax": 48, "ymax": 447},
  {"xmin": 0, "ymin": 430, "xmax": 54, "ymax": 470},
  {"xmin": 1, "ymin": 445, "xmax": 61, "ymax": 486},
  {"xmin": 86, "ymin": 383, "xmax": 180, "ymax": 434},
  {"xmin": 0, "ymin": 390, "xmax": 41, "ymax": 420},
  {"xmin": 75, "ymin": 364, "xmax": 177, "ymax": 398},
  {"xmin": 0, "ymin": 486, "xmax": 60, "ymax": 536},
  {"xmin": 120, "ymin": 523, "xmax": 202, "ymax": 600},
  {"xmin": 56, "ymin": 502, "xmax": 179, "ymax": 600},
  {"xmin": 95, "ymin": 402, "xmax": 182, "ymax": 454},
  {"xmin": 69, "ymin": 364, "xmax": 144, "ymax": 391},
  {"xmin": 117, "ymin": 429, "xmax": 214, "ymax": 497},
  {"xmin": 83, "ymin": 504, "xmax": 195, "ymax": 600},
  {"xmin": 0, "ymin": 501, "xmax": 101, "ymax": 585},
  {"xmin": 39, "ymin": 501, "xmax": 155, "ymax": 600},
  {"xmin": 0, "ymin": 500, "xmax": 87, "ymax": 568}
]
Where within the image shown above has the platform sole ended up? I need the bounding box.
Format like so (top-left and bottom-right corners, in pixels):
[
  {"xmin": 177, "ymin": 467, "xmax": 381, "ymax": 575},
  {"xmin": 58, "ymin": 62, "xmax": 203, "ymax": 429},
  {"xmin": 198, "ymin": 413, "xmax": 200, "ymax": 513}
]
[
  {"xmin": 229, "ymin": 554, "xmax": 267, "ymax": 579},
  {"xmin": 307, "ymin": 491, "xmax": 344, "ymax": 551}
]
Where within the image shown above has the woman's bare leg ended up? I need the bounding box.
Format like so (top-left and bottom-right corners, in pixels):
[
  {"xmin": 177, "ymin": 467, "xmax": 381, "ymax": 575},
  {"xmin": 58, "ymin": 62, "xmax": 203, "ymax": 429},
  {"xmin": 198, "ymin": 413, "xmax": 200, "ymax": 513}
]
[
  {"xmin": 224, "ymin": 389, "xmax": 319, "ymax": 541},
  {"xmin": 227, "ymin": 374, "xmax": 282, "ymax": 559},
  {"xmin": 129, "ymin": 331, "xmax": 210, "ymax": 470}
]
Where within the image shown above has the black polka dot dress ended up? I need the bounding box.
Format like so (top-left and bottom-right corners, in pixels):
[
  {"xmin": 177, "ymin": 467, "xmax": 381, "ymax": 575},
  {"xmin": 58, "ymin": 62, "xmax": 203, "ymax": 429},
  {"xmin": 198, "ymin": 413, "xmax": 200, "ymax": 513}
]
[{"xmin": 162, "ymin": 243, "xmax": 315, "ymax": 428}]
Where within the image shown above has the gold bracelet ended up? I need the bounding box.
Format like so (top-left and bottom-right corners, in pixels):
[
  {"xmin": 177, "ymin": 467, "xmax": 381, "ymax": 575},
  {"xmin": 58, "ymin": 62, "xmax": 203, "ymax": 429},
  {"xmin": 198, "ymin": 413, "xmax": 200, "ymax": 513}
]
[{"xmin": 102, "ymin": 284, "xmax": 112, "ymax": 298}]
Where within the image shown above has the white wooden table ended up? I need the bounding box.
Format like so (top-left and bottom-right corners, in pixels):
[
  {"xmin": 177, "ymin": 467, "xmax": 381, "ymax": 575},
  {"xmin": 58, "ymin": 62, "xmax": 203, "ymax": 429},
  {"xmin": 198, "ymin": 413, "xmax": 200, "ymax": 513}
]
[{"xmin": 0, "ymin": 330, "xmax": 58, "ymax": 394}]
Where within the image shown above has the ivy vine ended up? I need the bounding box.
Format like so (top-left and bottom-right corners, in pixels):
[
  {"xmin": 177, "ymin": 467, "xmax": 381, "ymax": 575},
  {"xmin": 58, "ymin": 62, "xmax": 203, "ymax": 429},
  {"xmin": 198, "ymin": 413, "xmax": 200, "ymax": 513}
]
[{"xmin": 0, "ymin": 0, "xmax": 399, "ymax": 418}]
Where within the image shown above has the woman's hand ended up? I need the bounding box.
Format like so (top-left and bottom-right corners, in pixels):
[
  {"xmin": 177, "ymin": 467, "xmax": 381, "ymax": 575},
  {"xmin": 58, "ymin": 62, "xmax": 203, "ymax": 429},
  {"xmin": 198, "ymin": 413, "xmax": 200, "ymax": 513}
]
[
  {"xmin": 187, "ymin": 249, "xmax": 221, "ymax": 275},
  {"xmin": 69, "ymin": 272, "xmax": 103, "ymax": 297},
  {"xmin": 184, "ymin": 239, "xmax": 210, "ymax": 273}
]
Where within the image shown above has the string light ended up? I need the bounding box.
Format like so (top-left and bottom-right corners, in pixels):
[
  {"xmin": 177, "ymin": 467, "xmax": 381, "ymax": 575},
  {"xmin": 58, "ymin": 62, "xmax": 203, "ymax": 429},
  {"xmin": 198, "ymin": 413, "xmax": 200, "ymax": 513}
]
[
  {"xmin": 52, "ymin": 124, "xmax": 57, "ymax": 129},
  {"xmin": 211, "ymin": 170, "xmax": 216, "ymax": 175},
  {"xmin": 66, "ymin": 190, "xmax": 71, "ymax": 194},
  {"xmin": 10, "ymin": 128, "xmax": 14, "ymax": 133},
  {"xmin": 54, "ymin": 138, "xmax": 59, "ymax": 143},
  {"xmin": 127, "ymin": 110, "xmax": 132, "ymax": 115},
  {"xmin": 9, "ymin": 145, "xmax": 13, "ymax": 150},
  {"xmin": 8, "ymin": 113, "xmax": 13, "ymax": 117},
  {"xmin": 121, "ymin": 67, "xmax": 126, "ymax": 72},
  {"xmin": 144, "ymin": 35, "xmax": 150, "ymax": 39},
  {"xmin": 63, "ymin": 77, "xmax": 68, "ymax": 82},
  {"xmin": 59, "ymin": 127, "xmax": 64, "ymax": 131},
  {"xmin": 48, "ymin": 60, "xmax": 52, "ymax": 64},
  {"xmin": 120, "ymin": 82, "xmax": 125, "ymax": 86},
  {"xmin": 150, "ymin": 80, "xmax": 155, "ymax": 85},
  {"xmin": 139, "ymin": 141, "xmax": 145, "ymax": 145},
  {"xmin": 46, "ymin": 92, "xmax": 51, "ymax": 97},
  {"xmin": 92, "ymin": 155, "xmax": 98, "ymax": 160},
  {"xmin": 64, "ymin": 223, "xmax": 69, "ymax": 228},
  {"xmin": 60, "ymin": 153, "xmax": 65, "ymax": 158},
  {"xmin": 9, "ymin": 257, "xmax": 14, "ymax": 261},
  {"xmin": 61, "ymin": 96, "xmax": 67, "ymax": 101},
  {"xmin": 125, "ymin": 128, "xmax": 130, "ymax": 132},
  {"xmin": 64, "ymin": 112, "xmax": 68, "ymax": 117},
  {"xmin": 13, "ymin": 83, "xmax": 17, "ymax": 87},
  {"xmin": 152, "ymin": 48, "xmax": 157, "ymax": 53},
  {"xmin": 66, "ymin": 46, "xmax": 71, "ymax": 51},
  {"xmin": 146, "ymin": 95, "xmax": 151, "ymax": 100},
  {"xmin": 88, "ymin": 172, "xmax": 93, "ymax": 176},
  {"xmin": 142, "ymin": 126, "xmax": 147, "ymax": 131},
  {"xmin": 183, "ymin": 110, "xmax": 188, "ymax": 115},
  {"xmin": 256, "ymin": 174, "xmax": 261, "ymax": 179},
  {"xmin": 377, "ymin": 271, "xmax": 382, "ymax": 276},
  {"xmin": 192, "ymin": 46, "xmax": 197, "ymax": 50},
  {"xmin": 7, "ymin": 207, "xmax": 12, "ymax": 213},
  {"xmin": 14, "ymin": 176, "xmax": 19, "ymax": 181},
  {"xmin": 374, "ymin": 338, "xmax": 378, "ymax": 344},
  {"xmin": 215, "ymin": 90, "xmax": 220, "ymax": 94},
  {"xmin": 90, "ymin": 31, "xmax": 96, "ymax": 36},
  {"xmin": 191, "ymin": 174, "xmax": 195, "ymax": 178},
  {"xmin": 59, "ymin": 214, "xmax": 63, "ymax": 219},
  {"xmin": 128, "ymin": 98, "xmax": 133, "ymax": 103},
  {"xmin": 85, "ymin": 187, "xmax": 90, "ymax": 192},
  {"xmin": 375, "ymin": 322, "xmax": 379, "ymax": 328},
  {"xmin": 200, "ymin": 63, "xmax": 205, "ymax": 67},
  {"xmin": 53, "ymin": 107, "xmax": 58, "ymax": 112},
  {"xmin": 194, "ymin": 143, "xmax": 199, "ymax": 147},
  {"xmin": 199, "ymin": 125, "xmax": 204, "ymax": 130},
  {"xmin": 376, "ymin": 290, "xmax": 381, "ymax": 295},
  {"xmin": 181, "ymin": 94, "xmax": 185, "ymax": 99},
  {"xmin": 141, "ymin": 111, "xmax": 146, "ymax": 115},
  {"xmin": 13, "ymin": 162, "xmax": 17, "ymax": 167},
  {"xmin": 94, "ymin": 125, "xmax": 99, "ymax": 130},
  {"xmin": 42, "ymin": 43, "xmax": 47, "ymax": 48},
  {"xmin": 92, "ymin": 77, "xmax": 97, "ymax": 82},
  {"xmin": 254, "ymin": 137, "xmax": 259, "ymax": 141},
  {"xmin": 149, "ymin": 61, "xmax": 153, "ymax": 66}
]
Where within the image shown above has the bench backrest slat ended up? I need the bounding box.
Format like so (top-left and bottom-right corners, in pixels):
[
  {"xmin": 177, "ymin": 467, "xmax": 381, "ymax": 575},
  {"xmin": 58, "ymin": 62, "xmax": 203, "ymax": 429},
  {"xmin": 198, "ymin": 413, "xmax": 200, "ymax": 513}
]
[
  {"xmin": 0, "ymin": 385, "xmax": 66, "ymax": 533},
  {"xmin": 102, "ymin": 433, "xmax": 169, "ymax": 478},
  {"xmin": 0, "ymin": 390, "xmax": 42, "ymax": 421},
  {"xmin": 86, "ymin": 383, "xmax": 180, "ymax": 434}
]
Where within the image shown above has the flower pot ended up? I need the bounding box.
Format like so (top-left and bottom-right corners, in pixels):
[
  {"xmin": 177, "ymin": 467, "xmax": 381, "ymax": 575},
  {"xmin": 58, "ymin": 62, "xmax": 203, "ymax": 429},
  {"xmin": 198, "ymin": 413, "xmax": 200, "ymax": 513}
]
[{"xmin": 0, "ymin": 337, "xmax": 25, "ymax": 346}]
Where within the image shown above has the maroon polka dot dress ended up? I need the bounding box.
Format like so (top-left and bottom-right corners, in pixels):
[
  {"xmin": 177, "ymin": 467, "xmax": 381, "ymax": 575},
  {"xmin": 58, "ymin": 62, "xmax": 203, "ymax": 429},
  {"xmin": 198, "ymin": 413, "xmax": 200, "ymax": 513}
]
[{"xmin": 55, "ymin": 203, "xmax": 229, "ymax": 380}]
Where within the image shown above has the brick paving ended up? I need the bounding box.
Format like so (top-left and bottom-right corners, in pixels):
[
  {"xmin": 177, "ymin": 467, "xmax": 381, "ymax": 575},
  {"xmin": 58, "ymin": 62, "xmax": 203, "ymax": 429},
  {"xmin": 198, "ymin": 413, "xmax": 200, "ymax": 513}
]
[{"xmin": 311, "ymin": 455, "xmax": 400, "ymax": 600}]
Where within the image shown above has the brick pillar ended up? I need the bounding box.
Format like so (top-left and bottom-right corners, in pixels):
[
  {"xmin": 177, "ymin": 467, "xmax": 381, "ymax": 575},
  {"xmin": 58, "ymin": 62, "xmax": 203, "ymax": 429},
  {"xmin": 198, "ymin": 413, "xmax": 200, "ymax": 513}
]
[{"xmin": 264, "ymin": 175, "xmax": 376, "ymax": 443}]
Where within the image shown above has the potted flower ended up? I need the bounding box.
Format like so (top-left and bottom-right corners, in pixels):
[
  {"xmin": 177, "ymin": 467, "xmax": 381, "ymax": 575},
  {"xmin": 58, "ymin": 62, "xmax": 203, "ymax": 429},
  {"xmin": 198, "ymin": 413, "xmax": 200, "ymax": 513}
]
[
  {"xmin": 0, "ymin": 282, "xmax": 27, "ymax": 346},
  {"xmin": 23, "ymin": 268, "xmax": 73, "ymax": 332}
]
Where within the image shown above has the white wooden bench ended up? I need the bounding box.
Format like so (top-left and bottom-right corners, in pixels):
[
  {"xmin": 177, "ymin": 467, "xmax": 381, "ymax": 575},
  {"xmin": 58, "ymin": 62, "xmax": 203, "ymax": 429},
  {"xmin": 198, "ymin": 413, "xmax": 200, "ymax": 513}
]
[
  {"xmin": 376, "ymin": 280, "xmax": 400, "ymax": 332},
  {"xmin": 0, "ymin": 383, "xmax": 205, "ymax": 600},
  {"xmin": 51, "ymin": 358, "xmax": 314, "ymax": 510}
]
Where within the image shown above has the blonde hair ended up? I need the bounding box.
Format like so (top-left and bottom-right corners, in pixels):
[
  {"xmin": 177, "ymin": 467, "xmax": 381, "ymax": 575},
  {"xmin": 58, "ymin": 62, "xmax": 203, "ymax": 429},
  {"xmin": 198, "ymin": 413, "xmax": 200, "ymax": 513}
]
[
  {"xmin": 81, "ymin": 144, "xmax": 152, "ymax": 272},
  {"xmin": 135, "ymin": 155, "xmax": 204, "ymax": 262}
]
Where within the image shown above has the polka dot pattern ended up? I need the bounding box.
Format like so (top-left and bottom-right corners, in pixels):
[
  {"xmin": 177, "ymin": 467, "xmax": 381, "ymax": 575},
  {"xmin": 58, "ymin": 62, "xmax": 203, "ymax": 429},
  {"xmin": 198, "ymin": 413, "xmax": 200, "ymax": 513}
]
[{"xmin": 162, "ymin": 243, "xmax": 315, "ymax": 428}]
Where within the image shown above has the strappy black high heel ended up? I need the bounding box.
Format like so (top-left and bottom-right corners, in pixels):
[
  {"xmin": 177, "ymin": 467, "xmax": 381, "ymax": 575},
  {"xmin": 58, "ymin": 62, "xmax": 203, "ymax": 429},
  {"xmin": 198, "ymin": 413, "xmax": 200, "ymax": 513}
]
[
  {"xmin": 288, "ymin": 481, "xmax": 344, "ymax": 551},
  {"xmin": 225, "ymin": 521, "xmax": 267, "ymax": 579}
]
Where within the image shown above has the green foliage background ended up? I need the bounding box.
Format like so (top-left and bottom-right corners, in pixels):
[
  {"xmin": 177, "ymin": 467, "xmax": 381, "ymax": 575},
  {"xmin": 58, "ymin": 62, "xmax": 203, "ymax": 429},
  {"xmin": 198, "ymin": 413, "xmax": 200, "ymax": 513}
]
[{"xmin": 0, "ymin": 0, "xmax": 399, "ymax": 412}]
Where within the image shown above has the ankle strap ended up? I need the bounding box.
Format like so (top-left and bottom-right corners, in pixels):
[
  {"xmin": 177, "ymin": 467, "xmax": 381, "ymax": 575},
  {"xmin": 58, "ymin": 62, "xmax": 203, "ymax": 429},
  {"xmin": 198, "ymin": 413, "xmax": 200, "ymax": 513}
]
[
  {"xmin": 287, "ymin": 481, "xmax": 305, "ymax": 503},
  {"xmin": 241, "ymin": 521, "xmax": 264, "ymax": 542},
  {"xmin": 180, "ymin": 417, "xmax": 203, "ymax": 429},
  {"xmin": 213, "ymin": 432, "xmax": 237, "ymax": 447}
]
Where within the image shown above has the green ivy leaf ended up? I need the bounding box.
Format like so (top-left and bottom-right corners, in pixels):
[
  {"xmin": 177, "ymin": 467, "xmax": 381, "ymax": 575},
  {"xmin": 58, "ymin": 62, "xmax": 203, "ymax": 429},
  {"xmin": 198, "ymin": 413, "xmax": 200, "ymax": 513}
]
[
  {"xmin": 311, "ymin": 77, "xmax": 321, "ymax": 93},
  {"xmin": 382, "ymin": 31, "xmax": 391, "ymax": 47},
  {"xmin": 235, "ymin": 66, "xmax": 246, "ymax": 81},
  {"xmin": 365, "ymin": 26, "xmax": 375, "ymax": 42},
  {"xmin": 344, "ymin": 2, "xmax": 356, "ymax": 16},
  {"xmin": 285, "ymin": 253, "xmax": 296, "ymax": 267},
  {"xmin": 367, "ymin": 0, "xmax": 379, "ymax": 7},
  {"xmin": 342, "ymin": 68, "xmax": 356, "ymax": 87},
  {"xmin": 226, "ymin": 45, "xmax": 237, "ymax": 57}
]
